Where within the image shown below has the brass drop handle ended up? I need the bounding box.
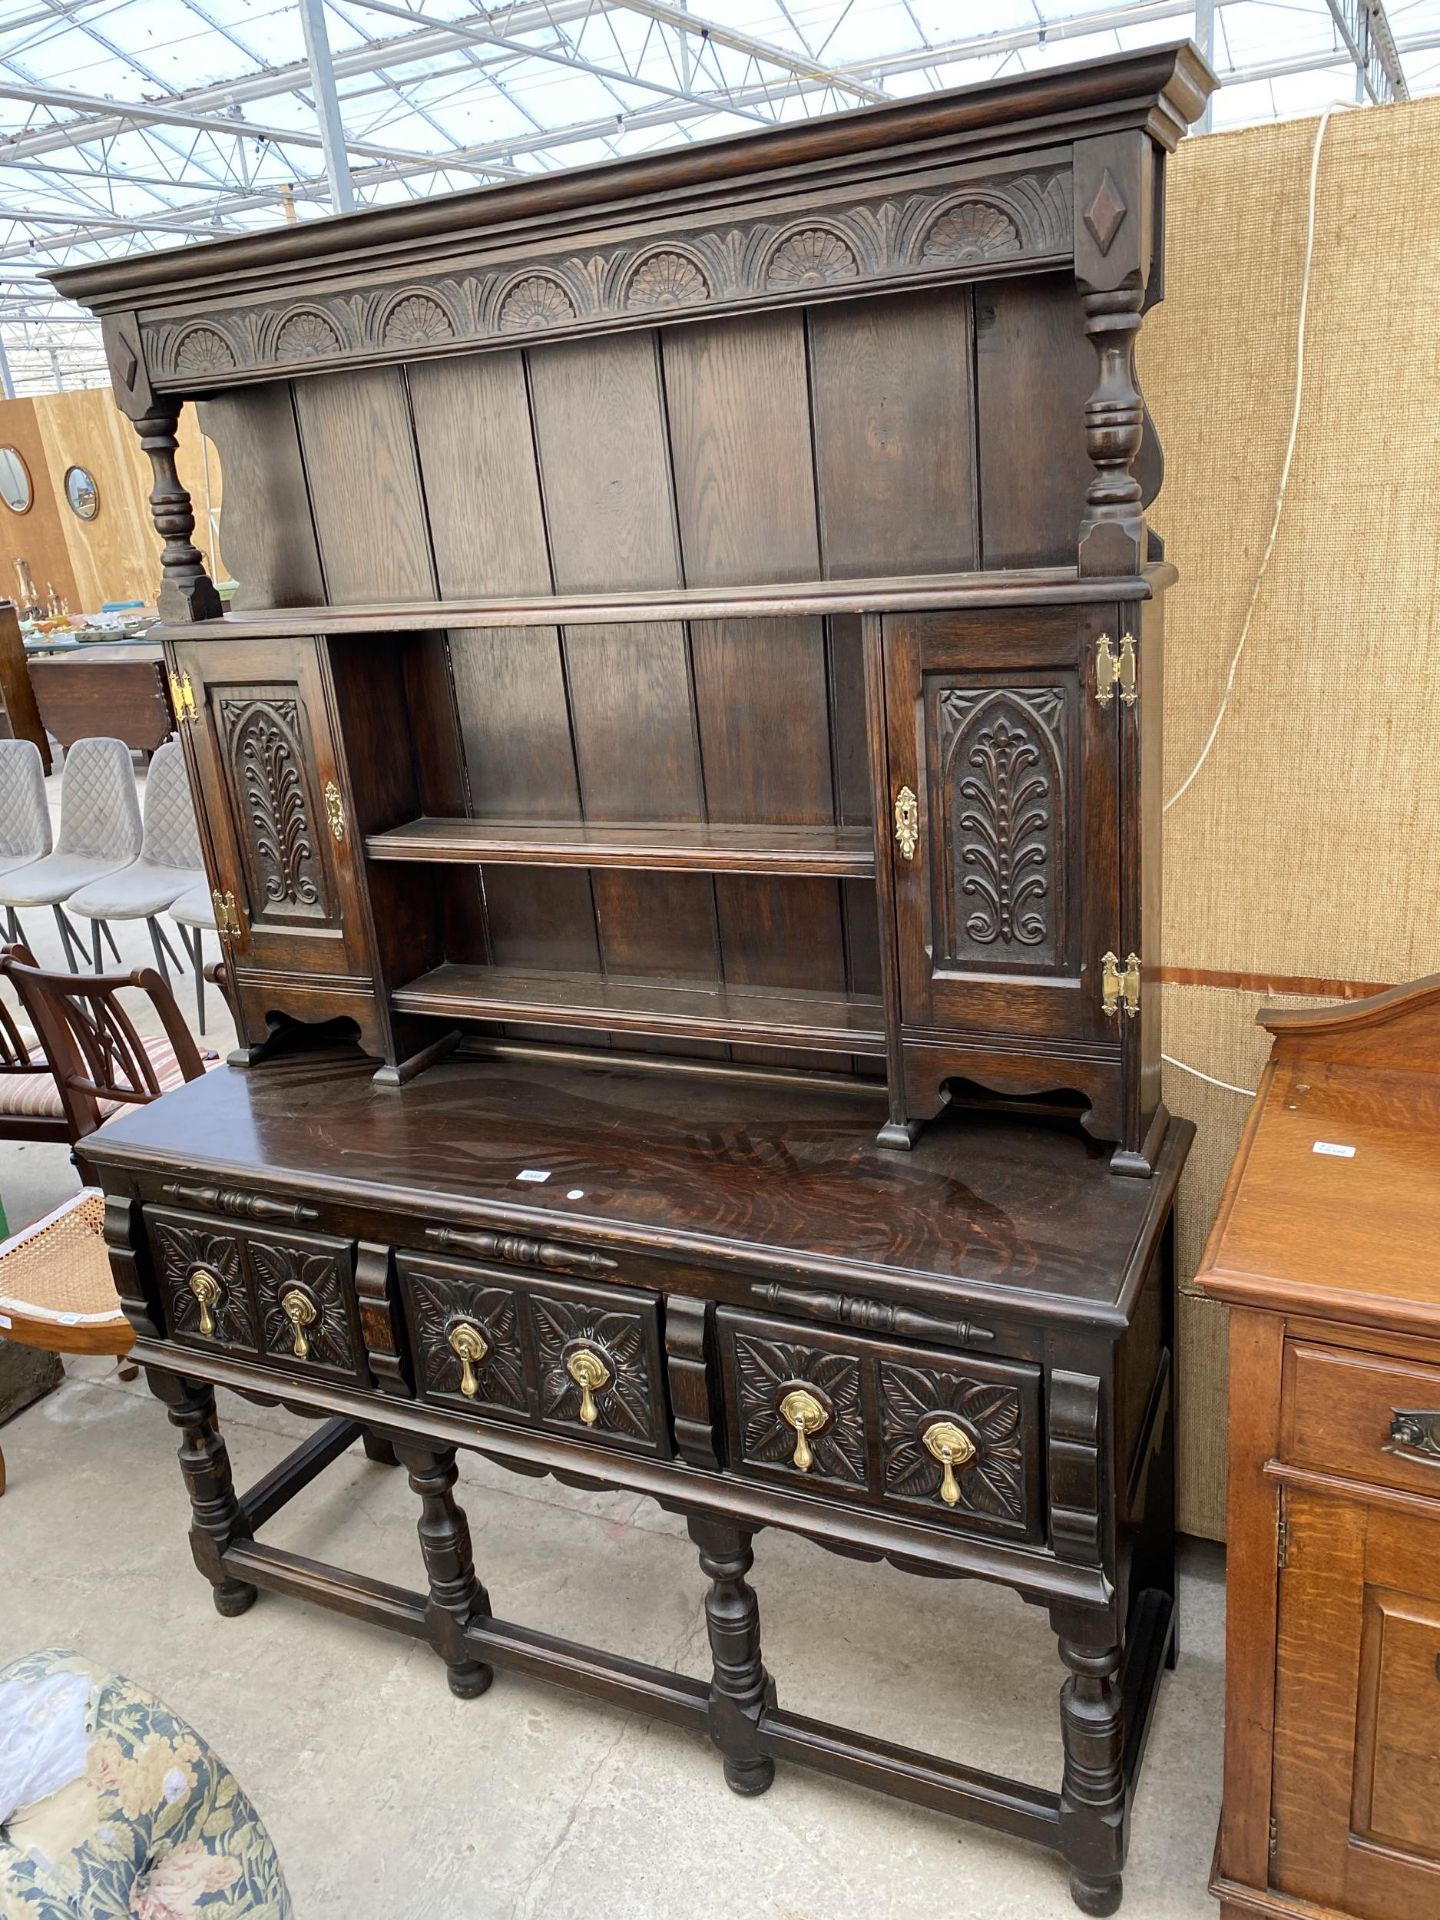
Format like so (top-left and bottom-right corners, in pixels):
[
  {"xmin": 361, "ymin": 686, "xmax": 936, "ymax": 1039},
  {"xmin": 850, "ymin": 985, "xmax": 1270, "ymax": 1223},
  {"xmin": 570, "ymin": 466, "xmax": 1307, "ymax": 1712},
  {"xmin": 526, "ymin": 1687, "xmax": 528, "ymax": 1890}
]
[
  {"xmin": 778, "ymin": 1387, "xmax": 829, "ymax": 1472},
  {"xmin": 188, "ymin": 1266, "xmax": 221, "ymax": 1338},
  {"xmin": 280, "ymin": 1287, "xmax": 316, "ymax": 1361},
  {"xmin": 923, "ymin": 1420, "xmax": 977, "ymax": 1507},
  {"xmin": 567, "ymin": 1348, "xmax": 611, "ymax": 1426},
  {"xmin": 448, "ymin": 1321, "xmax": 488, "ymax": 1398},
  {"xmin": 894, "ymin": 785, "xmax": 919, "ymax": 861}
]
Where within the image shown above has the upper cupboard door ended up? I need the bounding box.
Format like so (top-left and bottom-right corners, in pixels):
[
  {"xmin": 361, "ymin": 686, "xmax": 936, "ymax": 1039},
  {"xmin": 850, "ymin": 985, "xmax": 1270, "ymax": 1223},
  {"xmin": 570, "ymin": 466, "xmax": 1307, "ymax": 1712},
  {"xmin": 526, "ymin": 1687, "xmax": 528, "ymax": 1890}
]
[
  {"xmin": 172, "ymin": 635, "xmax": 369, "ymax": 979},
  {"xmin": 883, "ymin": 609, "xmax": 1119, "ymax": 1044}
]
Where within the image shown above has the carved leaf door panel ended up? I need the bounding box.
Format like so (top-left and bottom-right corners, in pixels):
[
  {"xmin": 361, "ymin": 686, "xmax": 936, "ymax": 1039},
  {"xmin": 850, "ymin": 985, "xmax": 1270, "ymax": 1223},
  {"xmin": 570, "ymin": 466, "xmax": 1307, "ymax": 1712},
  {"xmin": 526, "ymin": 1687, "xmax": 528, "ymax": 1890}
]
[
  {"xmin": 882, "ymin": 608, "xmax": 1120, "ymax": 1044},
  {"xmin": 171, "ymin": 636, "xmax": 367, "ymax": 978}
]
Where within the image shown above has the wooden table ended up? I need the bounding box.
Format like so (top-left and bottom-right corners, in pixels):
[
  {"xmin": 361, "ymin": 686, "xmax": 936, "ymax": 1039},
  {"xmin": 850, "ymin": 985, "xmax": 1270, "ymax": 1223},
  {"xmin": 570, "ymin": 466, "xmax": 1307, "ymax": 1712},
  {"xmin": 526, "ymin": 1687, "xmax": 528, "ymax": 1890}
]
[
  {"xmin": 27, "ymin": 642, "xmax": 172, "ymax": 754},
  {"xmin": 90, "ymin": 1049, "xmax": 1190, "ymax": 1916},
  {"xmin": 1197, "ymin": 975, "xmax": 1440, "ymax": 1920}
]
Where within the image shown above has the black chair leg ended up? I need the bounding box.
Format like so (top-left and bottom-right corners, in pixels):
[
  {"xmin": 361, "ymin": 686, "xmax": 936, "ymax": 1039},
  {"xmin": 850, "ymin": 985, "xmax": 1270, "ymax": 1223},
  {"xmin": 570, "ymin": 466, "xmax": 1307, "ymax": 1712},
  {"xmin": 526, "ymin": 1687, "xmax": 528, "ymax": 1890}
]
[
  {"xmin": 52, "ymin": 904, "xmax": 82, "ymax": 972},
  {"xmin": 100, "ymin": 920, "xmax": 122, "ymax": 964},
  {"xmin": 146, "ymin": 916, "xmax": 170, "ymax": 988},
  {"xmin": 181, "ymin": 924, "xmax": 206, "ymax": 1033},
  {"xmin": 91, "ymin": 919, "xmax": 103, "ymax": 972},
  {"xmin": 155, "ymin": 919, "xmax": 186, "ymax": 971}
]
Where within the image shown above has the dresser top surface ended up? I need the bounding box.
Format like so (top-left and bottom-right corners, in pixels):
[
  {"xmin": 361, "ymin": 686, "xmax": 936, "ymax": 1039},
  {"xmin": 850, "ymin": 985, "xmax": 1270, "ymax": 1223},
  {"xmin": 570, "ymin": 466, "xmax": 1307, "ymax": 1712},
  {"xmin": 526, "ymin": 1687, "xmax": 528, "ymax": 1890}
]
[
  {"xmin": 1197, "ymin": 978, "xmax": 1440, "ymax": 1333},
  {"xmin": 90, "ymin": 1054, "xmax": 1187, "ymax": 1326}
]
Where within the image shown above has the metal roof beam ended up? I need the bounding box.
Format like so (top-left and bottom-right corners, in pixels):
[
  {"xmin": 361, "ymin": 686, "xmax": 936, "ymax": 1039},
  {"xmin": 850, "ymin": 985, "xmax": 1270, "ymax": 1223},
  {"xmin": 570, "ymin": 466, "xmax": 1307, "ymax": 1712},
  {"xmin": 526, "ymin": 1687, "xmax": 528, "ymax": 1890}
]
[
  {"xmin": 609, "ymin": 1, "xmax": 886, "ymax": 104},
  {"xmin": 298, "ymin": 0, "xmax": 355, "ymax": 212},
  {"xmin": 1323, "ymin": 0, "xmax": 1410, "ymax": 102}
]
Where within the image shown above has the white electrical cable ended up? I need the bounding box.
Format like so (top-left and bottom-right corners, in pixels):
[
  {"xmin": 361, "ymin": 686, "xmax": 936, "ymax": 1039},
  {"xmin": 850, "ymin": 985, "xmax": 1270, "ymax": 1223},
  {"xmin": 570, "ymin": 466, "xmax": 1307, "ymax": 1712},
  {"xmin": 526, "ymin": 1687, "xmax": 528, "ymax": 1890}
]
[
  {"xmin": 1161, "ymin": 1052, "xmax": 1256, "ymax": 1098},
  {"xmin": 1163, "ymin": 104, "xmax": 1343, "ymax": 814}
]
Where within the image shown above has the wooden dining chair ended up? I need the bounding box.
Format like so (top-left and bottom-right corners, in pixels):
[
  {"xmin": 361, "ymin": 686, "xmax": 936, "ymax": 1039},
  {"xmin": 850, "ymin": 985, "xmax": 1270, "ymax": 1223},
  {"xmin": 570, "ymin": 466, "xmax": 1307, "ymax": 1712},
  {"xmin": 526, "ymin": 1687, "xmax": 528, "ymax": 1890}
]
[
  {"xmin": 0, "ymin": 946, "xmax": 215, "ymax": 1495},
  {"xmin": 0, "ymin": 1189, "xmax": 129, "ymax": 1496},
  {"xmin": 0, "ymin": 941, "xmax": 210, "ymax": 1179}
]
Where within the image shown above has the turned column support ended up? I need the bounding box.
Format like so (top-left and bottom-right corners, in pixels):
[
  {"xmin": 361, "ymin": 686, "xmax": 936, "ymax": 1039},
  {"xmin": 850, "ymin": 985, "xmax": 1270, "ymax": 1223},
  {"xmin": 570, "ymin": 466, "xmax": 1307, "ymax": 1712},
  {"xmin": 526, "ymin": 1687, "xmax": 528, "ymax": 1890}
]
[
  {"xmin": 1053, "ymin": 1610, "xmax": 1127, "ymax": 1917},
  {"xmin": 393, "ymin": 1439, "xmax": 493, "ymax": 1699},
  {"xmin": 688, "ymin": 1515, "xmax": 775, "ymax": 1796},
  {"xmin": 1074, "ymin": 131, "xmax": 1157, "ymax": 578},
  {"xmin": 101, "ymin": 310, "xmax": 223, "ymax": 623},
  {"xmin": 149, "ymin": 1371, "xmax": 256, "ymax": 1618}
]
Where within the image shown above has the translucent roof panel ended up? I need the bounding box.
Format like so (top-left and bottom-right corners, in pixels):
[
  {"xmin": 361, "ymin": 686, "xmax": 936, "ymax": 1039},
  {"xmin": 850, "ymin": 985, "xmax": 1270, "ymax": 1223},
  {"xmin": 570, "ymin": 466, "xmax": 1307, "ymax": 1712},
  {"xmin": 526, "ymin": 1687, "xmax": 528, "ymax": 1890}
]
[{"xmin": 3, "ymin": 0, "xmax": 1438, "ymax": 394}]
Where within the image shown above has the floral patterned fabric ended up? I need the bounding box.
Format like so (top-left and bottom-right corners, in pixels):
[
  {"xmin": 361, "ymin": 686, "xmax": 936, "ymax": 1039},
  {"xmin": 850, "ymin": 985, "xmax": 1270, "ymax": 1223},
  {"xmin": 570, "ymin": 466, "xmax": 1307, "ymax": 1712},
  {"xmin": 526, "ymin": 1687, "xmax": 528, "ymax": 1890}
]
[{"xmin": 0, "ymin": 1652, "xmax": 291, "ymax": 1920}]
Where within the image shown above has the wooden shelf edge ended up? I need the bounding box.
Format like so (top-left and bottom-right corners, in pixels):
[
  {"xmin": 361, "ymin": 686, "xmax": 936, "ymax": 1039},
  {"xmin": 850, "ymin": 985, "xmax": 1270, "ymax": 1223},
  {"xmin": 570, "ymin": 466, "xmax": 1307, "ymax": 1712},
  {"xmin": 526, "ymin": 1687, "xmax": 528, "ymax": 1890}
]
[
  {"xmin": 157, "ymin": 564, "xmax": 1173, "ymax": 642},
  {"xmin": 391, "ymin": 965, "xmax": 887, "ymax": 1057},
  {"xmin": 366, "ymin": 819, "xmax": 877, "ymax": 877}
]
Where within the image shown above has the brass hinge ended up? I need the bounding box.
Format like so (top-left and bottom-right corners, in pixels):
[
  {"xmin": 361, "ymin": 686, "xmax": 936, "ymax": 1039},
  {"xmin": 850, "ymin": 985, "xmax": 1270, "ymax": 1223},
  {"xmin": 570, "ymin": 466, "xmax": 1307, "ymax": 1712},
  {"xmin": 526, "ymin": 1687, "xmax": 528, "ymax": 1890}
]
[
  {"xmin": 1276, "ymin": 1499, "xmax": 1290, "ymax": 1572},
  {"xmin": 168, "ymin": 668, "xmax": 198, "ymax": 726},
  {"xmin": 1095, "ymin": 631, "xmax": 1137, "ymax": 709},
  {"xmin": 212, "ymin": 889, "xmax": 243, "ymax": 941},
  {"xmin": 324, "ymin": 778, "xmax": 346, "ymax": 844},
  {"xmin": 1269, "ymin": 1814, "xmax": 1279, "ymax": 1860},
  {"xmin": 1100, "ymin": 949, "xmax": 1141, "ymax": 1019}
]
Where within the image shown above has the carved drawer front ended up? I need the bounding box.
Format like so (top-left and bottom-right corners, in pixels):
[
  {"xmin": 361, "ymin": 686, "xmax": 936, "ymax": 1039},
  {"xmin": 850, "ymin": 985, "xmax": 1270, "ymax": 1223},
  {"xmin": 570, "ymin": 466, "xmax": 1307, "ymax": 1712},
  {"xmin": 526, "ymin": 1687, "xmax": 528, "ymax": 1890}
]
[
  {"xmin": 147, "ymin": 1209, "xmax": 258, "ymax": 1356},
  {"xmin": 144, "ymin": 1204, "xmax": 361, "ymax": 1383},
  {"xmin": 717, "ymin": 1307, "xmax": 1043, "ymax": 1539},
  {"xmin": 247, "ymin": 1225, "xmax": 362, "ymax": 1383},
  {"xmin": 1283, "ymin": 1340, "xmax": 1440, "ymax": 1501},
  {"xmin": 397, "ymin": 1254, "xmax": 531, "ymax": 1422},
  {"xmin": 397, "ymin": 1251, "xmax": 671, "ymax": 1458}
]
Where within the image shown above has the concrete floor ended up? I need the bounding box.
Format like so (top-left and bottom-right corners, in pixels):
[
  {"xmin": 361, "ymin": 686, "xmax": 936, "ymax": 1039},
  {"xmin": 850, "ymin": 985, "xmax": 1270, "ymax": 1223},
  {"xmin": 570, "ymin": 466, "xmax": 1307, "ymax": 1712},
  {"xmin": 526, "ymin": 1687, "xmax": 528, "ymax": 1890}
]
[{"xmin": 1, "ymin": 775, "xmax": 1226, "ymax": 1920}]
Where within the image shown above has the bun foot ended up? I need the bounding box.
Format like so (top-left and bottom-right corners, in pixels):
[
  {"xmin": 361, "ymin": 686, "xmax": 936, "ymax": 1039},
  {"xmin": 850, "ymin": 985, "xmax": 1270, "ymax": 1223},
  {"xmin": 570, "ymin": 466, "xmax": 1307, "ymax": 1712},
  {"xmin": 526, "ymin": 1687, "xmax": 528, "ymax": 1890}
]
[
  {"xmin": 723, "ymin": 1755, "xmax": 774, "ymax": 1797},
  {"xmin": 212, "ymin": 1579, "xmax": 258, "ymax": 1618},
  {"xmin": 1070, "ymin": 1870, "xmax": 1122, "ymax": 1916},
  {"xmin": 447, "ymin": 1659, "xmax": 494, "ymax": 1700}
]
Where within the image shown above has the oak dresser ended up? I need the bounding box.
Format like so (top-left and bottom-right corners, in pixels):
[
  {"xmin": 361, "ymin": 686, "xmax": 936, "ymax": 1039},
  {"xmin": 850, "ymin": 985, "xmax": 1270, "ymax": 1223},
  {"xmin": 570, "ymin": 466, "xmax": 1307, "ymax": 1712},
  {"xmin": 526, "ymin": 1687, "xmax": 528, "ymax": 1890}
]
[
  {"xmin": 57, "ymin": 41, "xmax": 1215, "ymax": 1915},
  {"xmin": 1199, "ymin": 979, "xmax": 1440, "ymax": 1920}
]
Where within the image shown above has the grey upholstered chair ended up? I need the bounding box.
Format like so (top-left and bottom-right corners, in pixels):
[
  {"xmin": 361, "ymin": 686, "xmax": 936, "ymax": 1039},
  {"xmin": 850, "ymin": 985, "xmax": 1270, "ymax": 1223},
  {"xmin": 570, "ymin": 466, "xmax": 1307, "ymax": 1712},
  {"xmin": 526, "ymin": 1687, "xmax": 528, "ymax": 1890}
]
[
  {"xmin": 0, "ymin": 740, "xmax": 52, "ymax": 951},
  {"xmin": 0, "ymin": 738, "xmax": 141, "ymax": 973},
  {"xmin": 68, "ymin": 741, "xmax": 201, "ymax": 987},
  {"xmin": 170, "ymin": 879, "xmax": 219, "ymax": 1033}
]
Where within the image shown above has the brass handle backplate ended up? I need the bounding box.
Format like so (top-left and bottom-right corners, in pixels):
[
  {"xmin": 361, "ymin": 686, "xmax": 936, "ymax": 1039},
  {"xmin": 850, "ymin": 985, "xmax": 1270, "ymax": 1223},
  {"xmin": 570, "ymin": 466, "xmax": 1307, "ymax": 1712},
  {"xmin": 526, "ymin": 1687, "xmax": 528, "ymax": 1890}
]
[
  {"xmin": 448, "ymin": 1321, "xmax": 489, "ymax": 1399},
  {"xmin": 324, "ymin": 779, "xmax": 346, "ymax": 844},
  {"xmin": 567, "ymin": 1348, "xmax": 611, "ymax": 1426},
  {"xmin": 778, "ymin": 1386, "xmax": 829, "ymax": 1472},
  {"xmin": 280, "ymin": 1287, "xmax": 317, "ymax": 1361},
  {"xmin": 894, "ymin": 785, "xmax": 919, "ymax": 861},
  {"xmin": 188, "ymin": 1266, "xmax": 221, "ymax": 1337},
  {"xmin": 1387, "ymin": 1409, "xmax": 1440, "ymax": 1467},
  {"xmin": 922, "ymin": 1419, "xmax": 977, "ymax": 1507}
]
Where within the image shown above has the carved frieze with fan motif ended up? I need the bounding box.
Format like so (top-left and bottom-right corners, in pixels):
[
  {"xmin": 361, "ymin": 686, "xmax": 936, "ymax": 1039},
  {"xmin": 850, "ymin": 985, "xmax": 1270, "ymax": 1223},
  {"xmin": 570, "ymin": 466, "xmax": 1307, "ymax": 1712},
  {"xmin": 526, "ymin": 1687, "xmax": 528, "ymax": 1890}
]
[{"xmin": 143, "ymin": 168, "xmax": 1072, "ymax": 386}]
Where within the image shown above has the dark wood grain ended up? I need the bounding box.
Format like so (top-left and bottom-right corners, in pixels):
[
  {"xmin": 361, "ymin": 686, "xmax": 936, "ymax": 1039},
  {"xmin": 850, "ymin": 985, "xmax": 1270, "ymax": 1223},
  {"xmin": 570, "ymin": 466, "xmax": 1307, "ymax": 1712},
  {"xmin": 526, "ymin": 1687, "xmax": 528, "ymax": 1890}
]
[
  {"xmin": 809, "ymin": 289, "xmax": 978, "ymax": 578},
  {"xmin": 292, "ymin": 368, "xmax": 434, "ymax": 603},
  {"xmin": 199, "ymin": 383, "xmax": 325, "ymax": 609},
  {"xmin": 407, "ymin": 349, "xmax": 551, "ymax": 596},
  {"xmin": 28, "ymin": 645, "xmax": 171, "ymax": 754},
  {"xmin": 975, "ymin": 275, "xmax": 1094, "ymax": 569}
]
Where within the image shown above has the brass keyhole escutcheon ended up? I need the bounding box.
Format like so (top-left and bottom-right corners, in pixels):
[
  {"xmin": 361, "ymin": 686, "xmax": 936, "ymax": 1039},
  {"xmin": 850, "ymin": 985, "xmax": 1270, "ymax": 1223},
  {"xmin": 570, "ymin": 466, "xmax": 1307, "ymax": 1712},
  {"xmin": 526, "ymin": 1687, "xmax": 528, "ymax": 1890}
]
[
  {"xmin": 188, "ymin": 1266, "xmax": 221, "ymax": 1338},
  {"xmin": 448, "ymin": 1321, "xmax": 489, "ymax": 1398},
  {"xmin": 894, "ymin": 785, "xmax": 919, "ymax": 861},
  {"xmin": 922, "ymin": 1420, "xmax": 977, "ymax": 1507},
  {"xmin": 567, "ymin": 1348, "xmax": 611, "ymax": 1426},
  {"xmin": 280, "ymin": 1288, "xmax": 316, "ymax": 1361},
  {"xmin": 778, "ymin": 1387, "xmax": 829, "ymax": 1472}
]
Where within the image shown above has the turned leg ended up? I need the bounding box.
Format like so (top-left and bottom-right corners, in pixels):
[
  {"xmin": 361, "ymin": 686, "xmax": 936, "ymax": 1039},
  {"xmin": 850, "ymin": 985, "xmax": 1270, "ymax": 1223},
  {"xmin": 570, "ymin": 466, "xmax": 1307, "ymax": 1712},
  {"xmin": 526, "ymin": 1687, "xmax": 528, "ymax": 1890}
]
[
  {"xmin": 1056, "ymin": 1621, "xmax": 1127, "ymax": 1916},
  {"xmin": 361, "ymin": 1429, "xmax": 398, "ymax": 1467},
  {"xmin": 393, "ymin": 1440, "xmax": 492, "ymax": 1699},
  {"xmin": 688, "ymin": 1516, "xmax": 775, "ymax": 1796},
  {"xmin": 151, "ymin": 1372, "xmax": 256, "ymax": 1618}
]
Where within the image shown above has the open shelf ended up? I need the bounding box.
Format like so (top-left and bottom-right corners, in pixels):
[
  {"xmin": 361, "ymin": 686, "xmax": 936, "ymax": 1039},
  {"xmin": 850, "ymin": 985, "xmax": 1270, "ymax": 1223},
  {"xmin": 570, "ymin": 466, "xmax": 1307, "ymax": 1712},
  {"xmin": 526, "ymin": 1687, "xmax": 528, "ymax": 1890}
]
[
  {"xmin": 159, "ymin": 563, "xmax": 1175, "ymax": 641},
  {"xmin": 391, "ymin": 964, "xmax": 886, "ymax": 1057},
  {"xmin": 367, "ymin": 818, "xmax": 876, "ymax": 877}
]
